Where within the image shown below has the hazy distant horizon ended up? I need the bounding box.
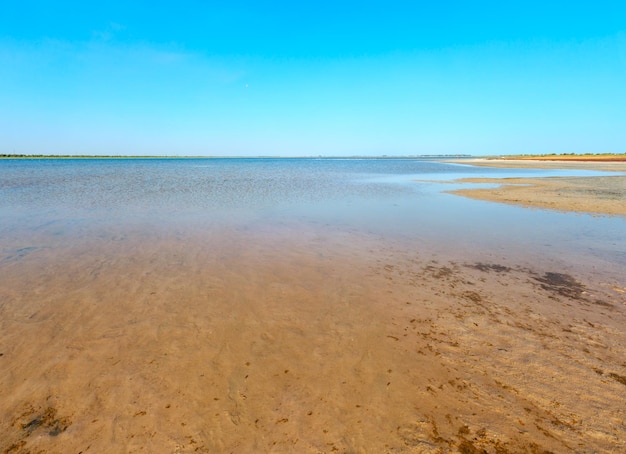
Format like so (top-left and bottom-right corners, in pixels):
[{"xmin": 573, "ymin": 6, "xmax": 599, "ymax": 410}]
[
  {"xmin": 1, "ymin": 152, "xmax": 477, "ymax": 158},
  {"xmin": 2, "ymin": 152, "xmax": 625, "ymax": 159}
]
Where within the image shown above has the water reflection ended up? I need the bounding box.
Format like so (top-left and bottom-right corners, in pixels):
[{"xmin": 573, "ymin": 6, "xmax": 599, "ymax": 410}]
[{"xmin": 1, "ymin": 158, "xmax": 624, "ymax": 281}]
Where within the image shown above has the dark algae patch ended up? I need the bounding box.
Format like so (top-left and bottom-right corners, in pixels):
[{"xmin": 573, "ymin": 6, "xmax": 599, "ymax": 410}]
[
  {"xmin": 21, "ymin": 407, "xmax": 70, "ymax": 436},
  {"xmin": 468, "ymin": 265, "xmax": 599, "ymax": 305},
  {"xmin": 423, "ymin": 265, "xmax": 455, "ymax": 279},
  {"xmin": 466, "ymin": 262, "xmax": 513, "ymax": 273},
  {"xmin": 2, "ymin": 406, "xmax": 71, "ymax": 453},
  {"xmin": 609, "ymin": 373, "xmax": 626, "ymax": 386},
  {"xmin": 533, "ymin": 272, "xmax": 586, "ymax": 300}
]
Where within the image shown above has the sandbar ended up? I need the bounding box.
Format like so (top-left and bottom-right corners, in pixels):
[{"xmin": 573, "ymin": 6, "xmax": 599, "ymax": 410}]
[{"xmin": 448, "ymin": 158, "xmax": 626, "ymax": 216}]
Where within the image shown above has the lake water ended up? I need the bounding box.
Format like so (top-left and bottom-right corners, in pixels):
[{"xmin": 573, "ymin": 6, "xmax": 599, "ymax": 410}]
[
  {"xmin": 1, "ymin": 158, "xmax": 625, "ymax": 452},
  {"xmin": 1, "ymin": 158, "xmax": 623, "ymax": 280}
]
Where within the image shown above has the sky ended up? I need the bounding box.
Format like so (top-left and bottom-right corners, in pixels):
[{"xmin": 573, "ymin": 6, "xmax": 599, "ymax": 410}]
[{"xmin": 1, "ymin": 1, "xmax": 625, "ymax": 156}]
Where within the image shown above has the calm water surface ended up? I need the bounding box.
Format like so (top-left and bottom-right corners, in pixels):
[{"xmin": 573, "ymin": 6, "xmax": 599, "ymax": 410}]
[{"xmin": 0, "ymin": 158, "xmax": 624, "ymax": 280}]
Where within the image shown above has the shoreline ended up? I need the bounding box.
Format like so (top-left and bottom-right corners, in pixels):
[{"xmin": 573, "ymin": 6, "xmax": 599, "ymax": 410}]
[
  {"xmin": 1, "ymin": 155, "xmax": 467, "ymax": 160},
  {"xmin": 447, "ymin": 159, "xmax": 626, "ymax": 216},
  {"xmin": 449, "ymin": 157, "xmax": 626, "ymax": 172}
]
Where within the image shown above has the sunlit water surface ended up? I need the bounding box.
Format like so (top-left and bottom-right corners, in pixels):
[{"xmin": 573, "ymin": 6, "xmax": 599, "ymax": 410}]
[{"xmin": 1, "ymin": 158, "xmax": 623, "ymax": 280}]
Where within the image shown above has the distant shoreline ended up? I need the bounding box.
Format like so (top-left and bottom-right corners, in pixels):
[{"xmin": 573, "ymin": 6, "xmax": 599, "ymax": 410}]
[
  {"xmin": 448, "ymin": 157, "xmax": 626, "ymax": 172},
  {"xmin": 482, "ymin": 153, "xmax": 626, "ymax": 162},
  {"xmin": 2, "ymin": 153, "xmax": 625, "ymax": 161},
  {"xmin": 0, "ymin": 154, "xmax": 471, "ymax": 160}
]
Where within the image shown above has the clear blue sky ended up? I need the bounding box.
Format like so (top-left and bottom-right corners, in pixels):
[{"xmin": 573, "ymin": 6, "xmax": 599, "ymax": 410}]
[{"xmin": 1, "ymin": 1, "xmax": 625, "ymax": 156}]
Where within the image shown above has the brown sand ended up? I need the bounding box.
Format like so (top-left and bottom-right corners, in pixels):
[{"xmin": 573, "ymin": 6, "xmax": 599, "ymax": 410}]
[
  {"xmin": 1, "ymin": 225, "xmax": 625, "ymax": 453},
  {"xmin": 450, "ymin": 158, "xmax": 626, "ymax": 172},
  {"xmin": 446, "ymin": 159, "xmax": 626, "ymax": 216},
  {"xmin": 488, "ymin": 155, "xmax": 626, "ymax": 162}
]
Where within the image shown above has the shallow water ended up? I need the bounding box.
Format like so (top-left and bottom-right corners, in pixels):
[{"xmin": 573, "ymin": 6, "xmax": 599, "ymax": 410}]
[
  {"xmin": 1, "ymin": 158, "xmax": 625, "ymax": 452},
  {"xmin": 1, "ymin": 158, "xmax": 623, "ymax": 279}
]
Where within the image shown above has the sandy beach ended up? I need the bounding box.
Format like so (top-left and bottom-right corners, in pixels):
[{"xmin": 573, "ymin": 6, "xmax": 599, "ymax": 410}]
[{"xmin": 1, "ymin": 159, "xmax": 625, "ymax": 453}]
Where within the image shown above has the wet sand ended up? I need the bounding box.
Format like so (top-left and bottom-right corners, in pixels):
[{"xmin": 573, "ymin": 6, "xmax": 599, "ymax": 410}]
[
  {"xmin": 447, "ymin": 159, "xmax": 626, "ymax": 217},
  {"xmin": 1, "ymin": 222, "xmax": 625, "ymax": 453}
]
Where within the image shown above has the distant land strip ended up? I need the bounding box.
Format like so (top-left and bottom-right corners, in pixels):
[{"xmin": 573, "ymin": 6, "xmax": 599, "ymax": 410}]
[
  {"xmin": 0, "ymin": 154, "xmax": 473, "ymax": 159},
  {"xmin": 488, "ymin": 153, "xmax": 626, "ymax": 162},
  {"xmin": 1, "ymin": 154, "xmax": 193, "ymax": 159},
  {"xmin": 2, "ymin": 153, "xmax": 624, "ymax": 161}
]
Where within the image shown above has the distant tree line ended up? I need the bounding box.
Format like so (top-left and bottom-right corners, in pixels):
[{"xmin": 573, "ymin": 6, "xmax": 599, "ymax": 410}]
[{"xmin": 512, "ymin": 152, "xmax": 625, "ymax": 157}]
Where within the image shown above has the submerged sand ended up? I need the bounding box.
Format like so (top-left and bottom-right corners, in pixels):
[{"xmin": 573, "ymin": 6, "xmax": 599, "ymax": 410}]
[
  {"xmin": 1, "ymin": 223, "xmax": 625, "ymax": 453},
  {"xmin": 447, "ymin": 159, "xmax": 626, "ymax": 217}
]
